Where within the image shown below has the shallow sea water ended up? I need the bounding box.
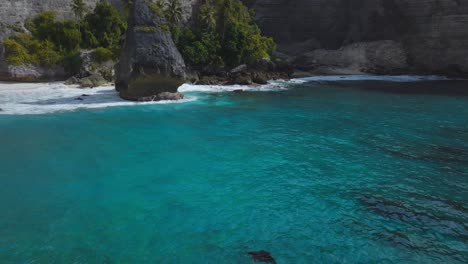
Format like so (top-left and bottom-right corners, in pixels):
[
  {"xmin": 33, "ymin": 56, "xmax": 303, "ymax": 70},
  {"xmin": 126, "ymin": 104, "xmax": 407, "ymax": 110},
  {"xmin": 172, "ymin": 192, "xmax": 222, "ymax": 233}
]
[{"xmin": 0, "ymin": 77, "xmax": 467, "ymax": 263}]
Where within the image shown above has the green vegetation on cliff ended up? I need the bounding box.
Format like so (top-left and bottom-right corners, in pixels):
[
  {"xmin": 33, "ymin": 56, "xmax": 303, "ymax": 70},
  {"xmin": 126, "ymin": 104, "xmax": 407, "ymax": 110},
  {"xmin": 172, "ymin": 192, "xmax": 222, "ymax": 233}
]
[
  {"xmin": 2, "ymin": 2, "xmax": 125, "ymax": 74},
  {"xmin": 175, "ymin": 0, "xmax": 276, "ymax": 71},
  {"xmin": 2, "ymin": 0, "xmax": 275, "ymax": 76}
]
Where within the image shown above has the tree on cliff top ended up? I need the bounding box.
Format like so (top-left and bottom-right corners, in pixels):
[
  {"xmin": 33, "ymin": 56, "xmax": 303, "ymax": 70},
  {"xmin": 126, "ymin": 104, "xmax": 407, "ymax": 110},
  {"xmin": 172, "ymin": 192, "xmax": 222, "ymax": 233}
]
[
  {"xmin": 165, "ymin": 0, "xmax": 183, "ymax": 25},
  {"xmin": 82, "ymin": 2, "xmax": 126, "ymax": 50},
  {"xmin": 177, "ymin": 0, "xmax": 275, "ymax": 69},
  {"xmin": 123, "ymin": 0, "xmax": 133, "ymax": 15},
  {"xmin": 71, "ymin": 0, "xmax": 87, "ymax": 21}
]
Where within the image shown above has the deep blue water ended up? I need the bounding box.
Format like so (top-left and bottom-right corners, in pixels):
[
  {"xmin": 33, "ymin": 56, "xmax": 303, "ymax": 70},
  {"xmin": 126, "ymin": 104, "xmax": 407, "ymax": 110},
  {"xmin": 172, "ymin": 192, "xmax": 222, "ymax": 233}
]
[{"xmin": 1, "ymin": 81, "xmax": 467, "ymax": 263}]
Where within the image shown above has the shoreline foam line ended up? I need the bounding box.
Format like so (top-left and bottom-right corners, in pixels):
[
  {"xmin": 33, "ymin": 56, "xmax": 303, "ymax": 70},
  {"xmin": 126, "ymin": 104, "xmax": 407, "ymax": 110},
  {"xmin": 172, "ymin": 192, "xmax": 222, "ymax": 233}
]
[
  {"xmin": 0, "ymin": 75, "xmax": 462, "ymax": 115},
  {"xmin": 294, "ymin": 75, "xmax": 459, "ymax": 83},
  {"xmin": 0, "ymin": 83, "xmax": 195, "ymax": 115}
]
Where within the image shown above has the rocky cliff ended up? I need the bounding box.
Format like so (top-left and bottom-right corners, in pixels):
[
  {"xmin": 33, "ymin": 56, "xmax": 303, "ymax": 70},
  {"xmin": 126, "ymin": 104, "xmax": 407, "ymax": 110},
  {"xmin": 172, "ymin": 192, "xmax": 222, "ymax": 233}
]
[
  {"xmin": 0, "ymin": 0, "xmax": 197, "ymax": 81},
  {"xmin": 0, "ymin": 0, "xmax": 105, "ymax": 26},
  {"xmin": 1, "ymin": 0, "xmax": 467, "ymax": 79},
  {"xmin": 115, "ymin": 0, "xmax": 186, "ymax": 101},
  {"xmin": 244, "ymin": 0, "xmax": 468, "ymax": 76},
  {"xmin": 0, "ymin": 0, "xmax": 197, "ymax": 27}
]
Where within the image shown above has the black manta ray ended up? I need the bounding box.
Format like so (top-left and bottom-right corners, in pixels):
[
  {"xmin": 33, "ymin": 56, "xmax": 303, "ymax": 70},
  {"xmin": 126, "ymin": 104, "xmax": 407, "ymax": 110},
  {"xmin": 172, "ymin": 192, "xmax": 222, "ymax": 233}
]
[{"xmin": 248, "ymin": 251, "xmax": 276, "ymax": 263}]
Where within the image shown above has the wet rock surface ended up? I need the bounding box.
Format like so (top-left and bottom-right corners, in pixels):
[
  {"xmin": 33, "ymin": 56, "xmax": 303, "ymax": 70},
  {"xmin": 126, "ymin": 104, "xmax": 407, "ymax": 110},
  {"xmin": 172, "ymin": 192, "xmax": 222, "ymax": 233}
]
[{"xmin": 123, "ymin": 91, "xmax": 184, "ymax": 102}]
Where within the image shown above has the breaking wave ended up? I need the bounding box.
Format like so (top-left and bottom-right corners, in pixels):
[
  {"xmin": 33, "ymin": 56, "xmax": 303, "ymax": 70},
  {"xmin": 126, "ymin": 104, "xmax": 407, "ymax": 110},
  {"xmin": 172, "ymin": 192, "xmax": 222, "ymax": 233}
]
[
  {"xmin": 0, "ymin": 75, "xmax": 457, "ymax": 115},
  {"xmin": 0, "ymin": 82, "xmax": 195, "ymax": 115}
]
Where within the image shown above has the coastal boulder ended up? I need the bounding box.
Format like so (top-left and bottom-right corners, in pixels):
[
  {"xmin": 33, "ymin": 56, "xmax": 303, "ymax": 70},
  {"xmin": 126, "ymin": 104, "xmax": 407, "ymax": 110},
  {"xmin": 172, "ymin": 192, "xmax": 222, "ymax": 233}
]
[
  {"xmin": 79, "ymin": 74, "xmax": 107, "ymax": 88},
  {"xmin": 115, "ymin": 0, "xmax": 186, "ymax": 101}
]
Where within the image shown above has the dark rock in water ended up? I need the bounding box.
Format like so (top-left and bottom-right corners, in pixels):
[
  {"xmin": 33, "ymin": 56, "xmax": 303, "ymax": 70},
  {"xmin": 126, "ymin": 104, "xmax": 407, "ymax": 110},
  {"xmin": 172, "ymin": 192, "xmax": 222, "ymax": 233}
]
[
  {"xmin": 81, "ymin": 94, "xmax": 90, "ymax": 97},
  {"xmin": 0, "ymin": 108, "xmax": 3, "ymax": 111},
  {"xmin": 248, "ymin": 251, "xmax": 276, "ymax": 263},
  {"xmin": 75, "ymin": 97, "xmax": 83, "ymax": 101},
  {"xmin": 115, "ymin": 0, "xmax": 186, "ymax": 101},
  {"xmin": 233, "ymin": 89, "xmax": 244, "ymax": 93},
  {"xmin": 133, "ymin": 92, "xmax": 184, "ymax": 102}
]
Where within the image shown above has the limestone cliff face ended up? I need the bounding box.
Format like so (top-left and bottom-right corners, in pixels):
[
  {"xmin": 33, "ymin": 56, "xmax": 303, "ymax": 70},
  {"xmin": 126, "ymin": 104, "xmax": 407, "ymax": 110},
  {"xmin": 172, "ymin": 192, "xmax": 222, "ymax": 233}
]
[
  {"xmin": 399, "ymin": 0, "xmax": 468, "ymax": 74},
  {"xmin": 1, "ymin": 0, "xmax": 467, "ymax": 79},
  {"xmin": 0, "ymin": 0, "xmax": 197, "ymax": 26},
  {"xmin": 0, "ymin": 0, "xmax": 121, "ymax": 26},
  {"xmin": 244, "ymin": 0, "xmax": 468, "ymax": 76}
]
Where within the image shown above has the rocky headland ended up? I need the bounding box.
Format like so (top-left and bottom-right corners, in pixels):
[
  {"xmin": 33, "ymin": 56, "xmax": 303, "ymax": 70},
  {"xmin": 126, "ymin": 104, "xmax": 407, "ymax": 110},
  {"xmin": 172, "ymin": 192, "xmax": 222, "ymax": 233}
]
[{"xmin": 0, "ymin": 0, "xmax": 467, "ymax": 98}]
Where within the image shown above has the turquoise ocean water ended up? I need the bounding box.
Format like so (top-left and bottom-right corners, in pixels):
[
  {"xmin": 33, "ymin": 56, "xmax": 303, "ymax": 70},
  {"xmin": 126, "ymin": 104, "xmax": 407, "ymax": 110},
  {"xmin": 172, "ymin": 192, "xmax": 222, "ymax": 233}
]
[{"xmin": 0, "ymin": 79, "xmax": 467, "ymax": 263}]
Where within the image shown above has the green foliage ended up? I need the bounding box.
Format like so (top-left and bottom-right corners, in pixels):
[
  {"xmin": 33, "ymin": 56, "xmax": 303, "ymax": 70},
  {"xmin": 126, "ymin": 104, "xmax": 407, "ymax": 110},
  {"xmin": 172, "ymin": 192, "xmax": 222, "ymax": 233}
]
[
  {"xmin": 94, "ymin": 47, "xmax": 114, "ymax": 63},
  {"xmin": 123, "ymin": 0, "xmax": 133, "ymax": 15},
  {"xmin": 7, "ymin": 23, "xmax": 24, "ymax": 33},
  {"xmin": 29, "ymin": 11, "xmax": 57, "ymax": 40},
  {"xmin": 198, "ymin": 3, "xmax": 217, "ymax": 30},
  {"xmin": 24, "ymin": 12, "xmax": 81, "ymax": 52},
  {"xmin": 62, "ymin": 52, "xmax": 83, "ymax": 74},
  {"xmin": 82, "ymin": 29, "xmax": 99, "ymax": 48},
  {"xmin": 54, "ymin": 21, "xmax": 82, "ymax": 51},
  {"xmin": 165, "ymin": 0, "xmax": 183, "ymax": 25},
  {"xmin": 10, "ymin": 33, "xmax": 35, "ymax": 48},
  {"xmin": 34, "ymin": 40, "xmax": 61, "ymax": 67},
  {"xmin": 82, "ymin": 2, "xmax": 126, "ymax": 49},
  {"xmin": 135, "ymin": 26, "xmax": 157, "ymax": 33},
  {"xmin": 3, "ymin": 39, "xmax": 32, "ymax": 65},
  {"xmin": 3, "ymin": 3, "xmax": 126, "ymax": 70},
  {"xmin": 3, "ymin": 35, "xmax": 60, "ymax": 67},
  {"xmin": 160, "ymin": 24, "xmax": 171, "ymax": 32},
  {"xmin": 71, "ymin": 0, "xmax": 87, "ymax": 21},
  {"xmin": 148, "ymin": 1, "xmax": 165, "ymax": 16},
  {"xmin": 176, "ymin": 0, "xmax": 276, "ymax": 70}
]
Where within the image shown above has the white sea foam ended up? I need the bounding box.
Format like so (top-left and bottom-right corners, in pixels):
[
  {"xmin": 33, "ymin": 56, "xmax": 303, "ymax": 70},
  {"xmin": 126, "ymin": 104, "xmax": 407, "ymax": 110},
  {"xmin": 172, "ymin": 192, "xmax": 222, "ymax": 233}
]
[
  {"xmin": 0, "ymin": 81, "xmax": 285, "ymax": 115},
  {"xmin": 0, "ymin": 82, "xmax": 195, "ymax": 115},
  {"xmin": 178, "ymin": 81, "xmax": 288, "ymax": 93},
  {"xmin": 0, "ymin": 75, "xmax": 458, "ymax": 115},
  {"xmin": 294, "ymin": 75, "xmax": 455, "ymax": 83}
]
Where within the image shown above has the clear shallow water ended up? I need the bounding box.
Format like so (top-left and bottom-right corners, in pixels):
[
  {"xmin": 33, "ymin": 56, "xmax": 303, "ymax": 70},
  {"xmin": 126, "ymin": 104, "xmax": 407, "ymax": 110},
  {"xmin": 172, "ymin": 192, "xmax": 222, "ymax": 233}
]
[{"xmin": 0, "ymin": 79, "xmax": 467, "ymax": 263}]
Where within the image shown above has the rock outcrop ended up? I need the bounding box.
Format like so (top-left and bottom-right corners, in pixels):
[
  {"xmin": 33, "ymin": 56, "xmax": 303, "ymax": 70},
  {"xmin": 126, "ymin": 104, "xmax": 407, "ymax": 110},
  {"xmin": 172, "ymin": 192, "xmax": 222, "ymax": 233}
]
[
  {"xmin": 294, "ymin": 40, "xmax": 408, "ymax": 75},
  {"xmin": 244, "ymin": 0, "xmax": 468, "ymax": 76},
  {"xmin": 0, "ymin": 0, "xmax": 197, "ymax": 27},
  {"xmin": 0, "ymin": 64, "xmax": 67, "ymax": 82},
  {"xmin": 0, "ymin": 0, "xmax": 99, "ymax": 26},
  {"xmin": 115, "ymin": 0, "xmax": 186, "ymax": 101}
]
